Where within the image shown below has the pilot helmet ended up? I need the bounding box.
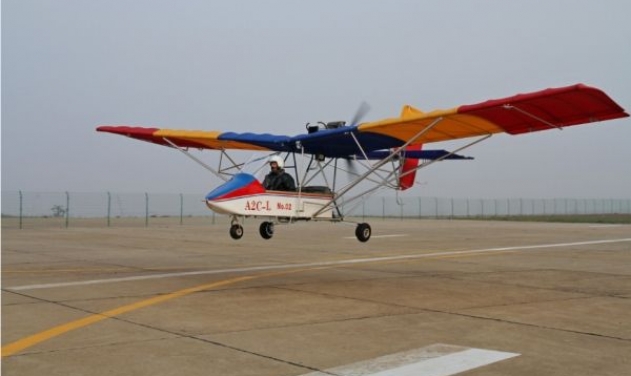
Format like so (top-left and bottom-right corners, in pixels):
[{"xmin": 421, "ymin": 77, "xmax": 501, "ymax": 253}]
[{"xmin": 269, "ymin": 155, "xmax": 284, "ymax": 169}]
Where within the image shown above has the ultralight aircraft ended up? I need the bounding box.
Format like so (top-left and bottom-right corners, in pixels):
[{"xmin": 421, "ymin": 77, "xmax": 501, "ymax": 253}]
[{"xmin": 97, "ymin": 84, "xmax": 627, "ymax": 242}]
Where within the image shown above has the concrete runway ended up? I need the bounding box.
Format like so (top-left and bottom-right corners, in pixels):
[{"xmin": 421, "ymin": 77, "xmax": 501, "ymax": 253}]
[{"xmin": 2, "ymin": 218, "xmax": 631, "ymax": 375}]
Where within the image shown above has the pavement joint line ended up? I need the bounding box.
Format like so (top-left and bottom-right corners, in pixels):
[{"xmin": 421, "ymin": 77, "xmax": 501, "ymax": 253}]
[
  {"xmin": 6, "ymin": 238, "xmax": 631, "ymax": 292},
  {"xmin": 1, "ymin": 267, "xmax": 323, "ymax": 358},
  {"xmin": 274, "ymin": 280, "xmax": 631, "ymax": 342},
  {"xmin": 4, "ymin": 238, "xmax": 631, "ymax": 358}
]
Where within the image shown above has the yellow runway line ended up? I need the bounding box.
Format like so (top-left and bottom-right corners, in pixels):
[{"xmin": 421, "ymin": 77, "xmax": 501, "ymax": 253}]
[
  {"xmin": 0, "ymin": 249, "xmax": 521, "ymax": 358},
  {"xmin": 1, "ymin": 274, "xmax": 257, "ymax": 357},
  {"xmin": 2, "ymin": 266, "xmax": 330, "ymax": 358}
]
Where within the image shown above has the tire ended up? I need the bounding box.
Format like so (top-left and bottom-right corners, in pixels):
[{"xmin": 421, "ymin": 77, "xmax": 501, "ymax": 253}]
[
  {"xmin": 259, "ymin": 221, "xmax": 274, "ymax": 240},
  {"xmin": 229, "ymin": 224, "xmax": 244, "ymax": 240},
  {"xmin": 355, "ymin": 223, "xmax": 371, "ymax": 242}
]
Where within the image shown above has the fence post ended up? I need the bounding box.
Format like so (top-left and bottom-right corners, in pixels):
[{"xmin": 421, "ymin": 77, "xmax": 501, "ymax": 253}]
[
  {"xmin": 382, "ymin": 197, "xmax": 385, "ymax": 220},
  {"xmin": 362, "ymin": 199, "xmax": 366, "ymax": 221},
  {"xmin": 434, "ymin": 197, "xmax": 439, "ymax": 218},
  {"xmin": 65, "ymin": 191, "xmax": 70, "ymax": 228},
  {"xmin": 145, "ymin": 193, "xmax": 149, "ymax": 227},
  {"xmin": 19, "ymin": 190, "xmax": 23, "ymax": 229},
  {"xmin": 107, "ymin": 192, "xmax": 111, "ymax": 227},
  {"xmin": 466, "ymin": 198, "xmax": 470, "ymax": 218},
  {"xmin": 610, "ymin": 199, "xmax": 614, "ymax": 214},
  {"xmin": 180, "ymin": 193, "xmax": 184, "ymax": 225}
]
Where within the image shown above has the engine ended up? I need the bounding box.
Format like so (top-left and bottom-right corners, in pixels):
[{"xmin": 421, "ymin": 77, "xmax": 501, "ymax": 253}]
[{"xmin": 306, "ymin": 121, "xmax": 346, "ymax": 133}]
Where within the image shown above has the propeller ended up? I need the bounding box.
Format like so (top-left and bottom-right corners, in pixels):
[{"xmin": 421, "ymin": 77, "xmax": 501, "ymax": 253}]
[
  {"xmin": 341, "ymin": 101, "xmax": 371, "ymax": 181},
  {"xmin": 348, "ymin": 101, "xmax": 371, "ymax": 127},
  {"xmin": 316, "ymin": 101, "xmax": 371, "ymax": 185},
  {"xmin": 342, "ymin": 156, "xmax": 360, "ymax": 178}
]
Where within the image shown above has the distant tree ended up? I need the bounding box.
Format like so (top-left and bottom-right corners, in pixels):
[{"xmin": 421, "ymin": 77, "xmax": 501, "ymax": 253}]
[{"xmin": 51, "ymin": 205, "xmax": 66, "ymax": 217}]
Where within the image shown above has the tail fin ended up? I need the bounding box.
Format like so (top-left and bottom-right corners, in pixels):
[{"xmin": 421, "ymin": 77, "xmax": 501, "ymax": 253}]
[
  {"xmin": 398, "ymin": 105, "xmax": 424, "ymax": 190},
  {"xmin": 399, "ymin": 144, "xmax": 422, "ymax": 190}
]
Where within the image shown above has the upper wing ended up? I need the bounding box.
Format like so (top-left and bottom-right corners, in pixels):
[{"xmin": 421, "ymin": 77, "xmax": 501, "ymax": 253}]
[
  {"xmin": 97, "ymin": 124, "xmax": 405, "ymax": 157},
  {"xmin": 97, "ymin": 84, "xmax": 627, "ymax": 156},
  {"xmin": 95, "ymin": 126, "xmax": 293, "ymax": 151},
  {"xmin": 357, "ymin": 83, "xmax": 628, "ymax": 145}
]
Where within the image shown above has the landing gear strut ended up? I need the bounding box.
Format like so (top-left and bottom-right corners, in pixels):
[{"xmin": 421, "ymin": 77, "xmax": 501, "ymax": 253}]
[
  {"xmin": 259, "ymin": 221, "xmax": 274, "ymax": 240},
  {"xmin": 355, "ymin": 223, "xmax": 371, "ymax": 242}
]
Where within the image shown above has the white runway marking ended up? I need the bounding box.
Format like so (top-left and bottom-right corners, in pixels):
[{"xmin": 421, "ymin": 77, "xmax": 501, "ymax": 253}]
[
  {"xmin": 300, "ymin": 344, "xmax": 519, "ymax": 376},
  {"xmin": 588, "ymin": 224, "xmax": 624, "ymax": 228},
  {"xmin": 7, "ymin": 238, "xmax": 631, "ymax": 291}
]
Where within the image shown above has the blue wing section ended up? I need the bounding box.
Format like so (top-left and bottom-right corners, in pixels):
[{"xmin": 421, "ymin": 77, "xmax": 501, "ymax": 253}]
[
  {"xmin": 218, "ymin": 132, "xmax": 293, "ymax": 151},
  {"xmin": 291, "ymin": 126, "xmax": 404, "ymax": 157},
  {"xmin": 217, "ymin": 126, "xmax": 406, "ymax": 157}
]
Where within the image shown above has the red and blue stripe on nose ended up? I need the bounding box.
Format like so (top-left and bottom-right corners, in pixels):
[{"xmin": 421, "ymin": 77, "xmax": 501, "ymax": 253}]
[{"xmin": 205, "ymin": 173, "xmax": 266, "ymax": 201}]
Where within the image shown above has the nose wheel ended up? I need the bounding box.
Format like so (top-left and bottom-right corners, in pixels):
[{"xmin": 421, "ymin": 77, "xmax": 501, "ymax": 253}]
[
  {"xmin": 355, "ymin": 223, "xmax": 371, "ymax": 242},
  {"xmin": 229, "ymin": 224, "xmax": 244, "ymax": 240}
]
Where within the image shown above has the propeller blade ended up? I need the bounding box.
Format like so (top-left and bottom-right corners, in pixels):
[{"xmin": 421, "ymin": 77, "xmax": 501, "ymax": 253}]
[
  {"xmin": 345, "ymin": 157, "xmax": 359, "ymax": 174},
  {"xmin": 349, "ymin": 101, "xmax": 371, "ymax": 127}
]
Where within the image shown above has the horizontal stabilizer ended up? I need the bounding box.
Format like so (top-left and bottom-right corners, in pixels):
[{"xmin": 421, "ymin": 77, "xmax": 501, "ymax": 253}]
[{"xmin": 363, "ymin": 150, "xmax": 473, "ymax": 161}]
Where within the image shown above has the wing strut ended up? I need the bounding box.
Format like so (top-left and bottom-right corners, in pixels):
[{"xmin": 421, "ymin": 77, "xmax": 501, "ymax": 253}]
[
  {"xmin": 502, "ymin": 104, "xmax": 563, "ymax": 131},
  {"xmin": 162, "ymin": 137, "xmax": 229, "ymax": 182},
  {"xmin": 339, "ymin": 133, "xmax": 493, "ymax": 216},
  {"xmin": 313, "ymin": 117, "xmax": 445, "ymax": 218},
  {"xmin": 218, "ymin": 150, "xmax": 244, "ymax": 174},
  {"xmin": 349, "ymin": 132, "xmax": 390, "ymax": 184}
]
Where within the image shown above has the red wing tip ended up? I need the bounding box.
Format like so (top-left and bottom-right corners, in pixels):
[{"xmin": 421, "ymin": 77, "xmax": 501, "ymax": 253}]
[{"xmin": 96, "ymin": 125, "xmax": 160, "ymax": 135}]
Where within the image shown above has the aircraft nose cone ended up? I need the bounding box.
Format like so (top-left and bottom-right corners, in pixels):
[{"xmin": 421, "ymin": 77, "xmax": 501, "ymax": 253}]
[{"xmin": 205, "ymin": 173, "xmax": 265, "ymax": 201}]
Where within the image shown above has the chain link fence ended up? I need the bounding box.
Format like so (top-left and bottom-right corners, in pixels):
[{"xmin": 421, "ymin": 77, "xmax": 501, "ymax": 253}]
[
  {"xmin": 1, "ymin": 191, "xmax": 213, "ymax": 229},
  {"xmin": 2, "ymin": 191, "xmax": 630, "ymax": 229}
]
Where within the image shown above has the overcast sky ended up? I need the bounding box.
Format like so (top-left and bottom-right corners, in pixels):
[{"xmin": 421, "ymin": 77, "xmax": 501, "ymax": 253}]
[{"xmin": 2, "ymin": 0, "xmax": 630, "ymax": 199}]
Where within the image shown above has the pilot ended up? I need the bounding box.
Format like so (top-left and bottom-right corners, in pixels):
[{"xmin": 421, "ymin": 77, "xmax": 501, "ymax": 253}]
[{"xmin": 263, "ymin": 156, "xmax": 295, "ymax": 191}]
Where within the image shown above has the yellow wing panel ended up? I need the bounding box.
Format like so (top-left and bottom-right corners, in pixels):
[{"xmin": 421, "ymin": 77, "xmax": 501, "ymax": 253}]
[
  {"xmin": 155, "ymin": 129, "xmax": 270, "ymax": 150},
  {"xmin": 359, "ymin": 108, "xmax": 504, "ymax": 145},
  {"xmin": 360, "ymin": 84, "xmax": 628, "ymax": 145}
]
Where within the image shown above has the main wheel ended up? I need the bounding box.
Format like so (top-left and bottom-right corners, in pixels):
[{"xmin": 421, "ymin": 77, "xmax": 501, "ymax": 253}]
[
  {"xmin": 229, "ymin": 224, "xmax": 244, "ymax": 240},
  {"xmin": 259, "ymin": 221, "xmax": 274, "ymax": 239},
  {"xmin": 355, "ymin": 223, "xmax": 371, "ymax": 242}
]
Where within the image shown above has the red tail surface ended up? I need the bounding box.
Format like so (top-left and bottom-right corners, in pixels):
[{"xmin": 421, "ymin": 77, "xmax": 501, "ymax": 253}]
[{"xmin": 399, "ymin": 144, "xmax": 422, "ymax": 190}]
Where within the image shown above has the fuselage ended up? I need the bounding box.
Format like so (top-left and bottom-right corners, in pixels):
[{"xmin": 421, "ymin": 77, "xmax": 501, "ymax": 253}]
[{"xmin": 205, "ymin": 173, "xmax": 333, "ymax": 219}]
